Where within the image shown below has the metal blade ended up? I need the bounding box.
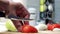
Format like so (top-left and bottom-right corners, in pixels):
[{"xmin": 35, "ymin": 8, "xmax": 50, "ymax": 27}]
[{"xmin": 6, "ymin": 18, "xmax": 34, "ymax": 21}]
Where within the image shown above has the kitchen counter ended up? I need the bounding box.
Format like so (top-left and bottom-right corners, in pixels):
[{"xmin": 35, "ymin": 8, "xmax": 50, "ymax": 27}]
[{"xmin": 0, "ymin": 31, "xmax": 60, "ymax": 34}]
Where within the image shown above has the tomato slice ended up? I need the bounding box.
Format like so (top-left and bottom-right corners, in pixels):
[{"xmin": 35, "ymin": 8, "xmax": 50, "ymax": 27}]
[{"xmin": 18, "ymin": 25, "xmax": 38, "ymax": 33}]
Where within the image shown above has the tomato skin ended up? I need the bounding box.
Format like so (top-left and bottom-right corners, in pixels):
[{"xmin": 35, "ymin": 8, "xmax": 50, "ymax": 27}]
[
  {"xmin": 47, "ymin": 24, "xmax": 53, "ymax": 30},
  {"xmin": 52, "ymin": 24, "xmax": 60, "ymax": 29},
  {"xmin": 47, "ymin": 24, "xmax": 60, "ymax": 30},
  {"xmin": 18, "ymin": 25, "xmax": 38, "ymax": 33}
]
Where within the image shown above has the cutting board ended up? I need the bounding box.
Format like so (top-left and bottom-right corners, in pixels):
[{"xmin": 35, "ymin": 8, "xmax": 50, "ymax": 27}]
[{"xmin": 0, "ymin": 31, "xmax": 60, "ymax": 34}]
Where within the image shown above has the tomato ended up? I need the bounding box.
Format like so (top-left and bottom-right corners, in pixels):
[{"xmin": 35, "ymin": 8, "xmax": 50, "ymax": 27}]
[
  {"xmin": 52, "ymin": 24, "xmax": 60, "ymax": 29},
  {"xmin": 47, "ymin": 24, "xmax": 53, "ymax": 30},
  {"xmin": 47, "ymin": 24, "xmax": 60, "ymax": 30},
  {"xmin": 18, "ymin": 25, "xmax": 38, "ymax": 33}
]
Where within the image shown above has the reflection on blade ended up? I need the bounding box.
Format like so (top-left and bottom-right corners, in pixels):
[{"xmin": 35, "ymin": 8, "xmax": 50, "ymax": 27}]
[{"xmin": 6, "ymin": 18, "xmax": 34, "ymax": 21}]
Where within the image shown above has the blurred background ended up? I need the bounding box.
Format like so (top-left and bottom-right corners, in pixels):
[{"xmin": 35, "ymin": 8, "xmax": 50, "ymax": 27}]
[{"xmin": 22, "ymin": 0, "xmax": 60, "ymax": 26}]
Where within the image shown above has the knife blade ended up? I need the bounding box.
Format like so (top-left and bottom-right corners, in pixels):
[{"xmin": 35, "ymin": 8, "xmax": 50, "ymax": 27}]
[{"xmin": 5, "ymin": 18, "xmax": 34, "ymax": 21}]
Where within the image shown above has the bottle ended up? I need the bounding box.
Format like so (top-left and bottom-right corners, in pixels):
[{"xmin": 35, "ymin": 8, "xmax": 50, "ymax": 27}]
[
  {"xmin": 48, "ymin": 4, "xmax": 53, "ymax": 11},
  {"xmin": 47, "ymin": 11, "xmax": 52, "ymax": 18},
  {"xmin": 40, "ymin": 0, "xmax": 47, "ymax": 5},
  {"xmin": 40, "ymin": 4, "xmax": 47, "ymax": 12},
  {"xmin": 48, "ymin": 0, "xmax": 54, "ymax": 3},
  {"xmin": 40, "ymin": 4, "xmax": 47, "ymax": 20}
]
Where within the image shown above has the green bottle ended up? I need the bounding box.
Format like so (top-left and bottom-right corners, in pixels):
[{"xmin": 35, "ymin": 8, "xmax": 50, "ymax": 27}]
[
  {"xmin": 40, "ymin": 4, "xmax": 47, "ymax": 12},
  {"xmin": 40, "ymin": 0, "xmax": 46, "ymax": 5}
]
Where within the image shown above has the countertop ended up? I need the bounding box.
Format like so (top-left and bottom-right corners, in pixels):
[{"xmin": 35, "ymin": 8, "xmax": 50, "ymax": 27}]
[{"xmin": 0, "ymin": 31, "xmax": 60, "ymax": 34}]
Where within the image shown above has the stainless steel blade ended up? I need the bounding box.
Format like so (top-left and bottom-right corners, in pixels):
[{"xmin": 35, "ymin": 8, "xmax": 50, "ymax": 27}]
[{"xmin": 6, "ymin": 18, "xmax": 34, "ymax": 21}]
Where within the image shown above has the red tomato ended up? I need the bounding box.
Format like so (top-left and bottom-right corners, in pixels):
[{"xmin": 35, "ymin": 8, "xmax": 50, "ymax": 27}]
[
  {"xmin": 52, "ymin": 24, "xmax": 60, "ymax": 29},
  {"xmin": 47, "ymin": 24, "xmax": 53, "ymax": 30},
  {"xmin": 18, "ymin": 25, "xmax": 38, "ymax": 33},
  {"xmin": 47, "ymin": 24, "xmax": 60, "ymax": 30}
]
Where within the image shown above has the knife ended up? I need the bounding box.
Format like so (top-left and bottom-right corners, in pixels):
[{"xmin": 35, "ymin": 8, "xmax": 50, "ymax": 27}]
[
  {"xmin": 5, "ymin": 17, "xmax": 34, "ymax": 21},
  {"xmin": 6, "ymin": 18, "xmax": 34, "ymax": 25}
]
